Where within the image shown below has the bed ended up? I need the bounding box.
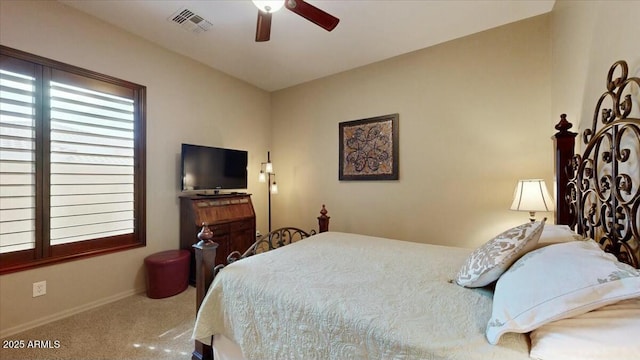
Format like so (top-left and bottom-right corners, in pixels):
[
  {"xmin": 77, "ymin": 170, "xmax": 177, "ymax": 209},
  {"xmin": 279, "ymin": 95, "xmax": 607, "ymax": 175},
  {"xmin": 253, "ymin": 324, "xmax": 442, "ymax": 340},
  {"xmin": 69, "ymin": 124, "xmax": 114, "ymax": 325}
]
[{"xmin": 191, "ymin": 60, "xmax": 640, "ymax": 360}]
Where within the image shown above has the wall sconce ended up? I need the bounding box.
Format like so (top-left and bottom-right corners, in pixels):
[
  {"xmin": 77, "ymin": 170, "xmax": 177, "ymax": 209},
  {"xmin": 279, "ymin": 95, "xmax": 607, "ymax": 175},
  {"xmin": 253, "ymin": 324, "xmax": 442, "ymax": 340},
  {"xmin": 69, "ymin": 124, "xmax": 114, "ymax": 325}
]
[
  {"xmin": 259, "ymin": 151, "xmax": 278, "ymax": 232},
  {"xmin": 510, "ymin": 179, "xmax": 554, "ymax": 222}
]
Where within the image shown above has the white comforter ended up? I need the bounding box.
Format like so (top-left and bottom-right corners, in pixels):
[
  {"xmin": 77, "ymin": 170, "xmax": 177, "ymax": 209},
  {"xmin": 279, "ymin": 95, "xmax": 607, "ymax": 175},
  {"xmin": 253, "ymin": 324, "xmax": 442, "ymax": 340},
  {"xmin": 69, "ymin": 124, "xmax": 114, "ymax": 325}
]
[{"xmin": 192, "ymin": 231, "xmax": 530, "ymax": 360}]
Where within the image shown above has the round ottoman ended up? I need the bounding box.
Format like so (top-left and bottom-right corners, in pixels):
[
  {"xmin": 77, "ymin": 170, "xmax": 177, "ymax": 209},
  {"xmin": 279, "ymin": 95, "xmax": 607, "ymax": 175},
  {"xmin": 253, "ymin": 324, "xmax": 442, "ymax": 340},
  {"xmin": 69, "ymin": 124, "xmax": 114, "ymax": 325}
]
[{"xmin": 144, "ymin": 249, "xmax": 190, "ymax": 299}]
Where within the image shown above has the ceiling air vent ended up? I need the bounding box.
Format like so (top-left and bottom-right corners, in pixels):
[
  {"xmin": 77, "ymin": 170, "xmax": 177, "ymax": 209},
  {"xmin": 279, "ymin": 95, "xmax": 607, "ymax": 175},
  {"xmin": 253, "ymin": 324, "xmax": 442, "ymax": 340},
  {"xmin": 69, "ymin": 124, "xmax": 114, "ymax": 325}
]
[{"xmin": 168, "ymin": 8, "xmax": 213, "ymax": 34}]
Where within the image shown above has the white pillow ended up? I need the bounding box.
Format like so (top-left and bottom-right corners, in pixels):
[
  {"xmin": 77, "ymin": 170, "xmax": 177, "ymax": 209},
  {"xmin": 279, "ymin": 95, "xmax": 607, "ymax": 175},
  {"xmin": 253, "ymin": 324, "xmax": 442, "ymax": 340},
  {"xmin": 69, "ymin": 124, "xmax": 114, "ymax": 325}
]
[
  {"xmin": 530, "ymin": 297, "xmax": 640, "ymax": 360},
  {"xmin": 455, "ymin": 220, "xmax": 545, "ymax": 288},
  {"xmin": 486, "ymin": 240, "xmax": 640, "ymax": 345},
  {"xmin": 535, "ymin": 224, "xmax": 585, "ymax": 249}
]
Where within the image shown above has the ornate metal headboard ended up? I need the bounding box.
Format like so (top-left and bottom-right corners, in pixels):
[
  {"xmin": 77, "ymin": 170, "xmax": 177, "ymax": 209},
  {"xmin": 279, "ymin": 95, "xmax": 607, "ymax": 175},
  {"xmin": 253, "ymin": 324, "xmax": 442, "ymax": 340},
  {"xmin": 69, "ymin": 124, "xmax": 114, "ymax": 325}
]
[{"xmin": 561, "ymin": 60, "xmax": 640, "ymax": 269}]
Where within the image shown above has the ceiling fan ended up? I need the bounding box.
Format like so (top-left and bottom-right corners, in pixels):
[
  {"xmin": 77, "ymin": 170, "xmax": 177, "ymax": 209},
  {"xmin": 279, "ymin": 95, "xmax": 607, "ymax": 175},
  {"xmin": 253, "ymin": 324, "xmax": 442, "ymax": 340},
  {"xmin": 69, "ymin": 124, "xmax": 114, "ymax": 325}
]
[{"xmin": 252, "ymin": 0, "xmax": 340, "ymax": 42}]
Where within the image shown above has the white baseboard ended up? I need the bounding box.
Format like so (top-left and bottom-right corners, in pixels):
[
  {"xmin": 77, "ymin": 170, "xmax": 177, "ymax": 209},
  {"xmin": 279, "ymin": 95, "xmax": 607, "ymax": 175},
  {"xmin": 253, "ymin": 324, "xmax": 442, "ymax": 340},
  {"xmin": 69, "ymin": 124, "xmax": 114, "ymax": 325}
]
[{"xmin": 0, "ymin": 288, "xmax": 145, "ymax": 339}]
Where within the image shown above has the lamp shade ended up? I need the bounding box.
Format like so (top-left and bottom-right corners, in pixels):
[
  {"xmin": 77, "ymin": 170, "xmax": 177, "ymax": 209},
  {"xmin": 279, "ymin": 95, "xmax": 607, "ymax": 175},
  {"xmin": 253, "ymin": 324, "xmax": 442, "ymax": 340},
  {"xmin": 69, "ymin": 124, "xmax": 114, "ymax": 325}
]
[{"xmin": 510, "ymin": 179, "xmax": 554, "ymax": 212}]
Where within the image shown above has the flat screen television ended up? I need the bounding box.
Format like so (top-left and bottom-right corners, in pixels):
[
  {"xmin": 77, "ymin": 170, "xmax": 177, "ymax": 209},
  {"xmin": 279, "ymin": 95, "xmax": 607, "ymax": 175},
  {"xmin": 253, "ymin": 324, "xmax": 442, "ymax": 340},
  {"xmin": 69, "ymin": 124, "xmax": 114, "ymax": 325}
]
[{"xmin": 181, "ymin": 144, "xmax": 248, "ymax": 192}]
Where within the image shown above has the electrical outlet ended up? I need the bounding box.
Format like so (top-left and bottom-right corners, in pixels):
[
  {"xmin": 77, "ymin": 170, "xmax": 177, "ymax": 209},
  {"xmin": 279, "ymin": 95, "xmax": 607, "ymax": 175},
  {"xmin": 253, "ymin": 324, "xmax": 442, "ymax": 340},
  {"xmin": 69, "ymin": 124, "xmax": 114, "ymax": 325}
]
[{"xmin": 33, "ymin": 281, "xmax": 46, "ymax": 297}]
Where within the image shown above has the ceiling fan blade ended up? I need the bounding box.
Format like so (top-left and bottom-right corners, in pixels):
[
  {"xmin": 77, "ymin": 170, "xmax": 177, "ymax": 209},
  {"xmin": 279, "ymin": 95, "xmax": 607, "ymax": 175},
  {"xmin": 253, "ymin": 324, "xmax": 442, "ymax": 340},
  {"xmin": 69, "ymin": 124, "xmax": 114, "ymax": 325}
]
[
  {"xmin": 255, "ymin": 10, "xmax": 272, "ymax": 42},
  {"xmin": 285, "ymin": 0, "xmax": 339, "ymax": 31}
]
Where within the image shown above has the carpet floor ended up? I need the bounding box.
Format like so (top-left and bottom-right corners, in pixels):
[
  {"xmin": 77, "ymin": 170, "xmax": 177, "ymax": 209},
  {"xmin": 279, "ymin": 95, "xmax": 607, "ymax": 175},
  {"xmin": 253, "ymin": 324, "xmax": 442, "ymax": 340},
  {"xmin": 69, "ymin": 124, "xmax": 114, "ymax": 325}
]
[{"xmin": 0, "ymin": 286, "xmax": 197, "ymax": 360}]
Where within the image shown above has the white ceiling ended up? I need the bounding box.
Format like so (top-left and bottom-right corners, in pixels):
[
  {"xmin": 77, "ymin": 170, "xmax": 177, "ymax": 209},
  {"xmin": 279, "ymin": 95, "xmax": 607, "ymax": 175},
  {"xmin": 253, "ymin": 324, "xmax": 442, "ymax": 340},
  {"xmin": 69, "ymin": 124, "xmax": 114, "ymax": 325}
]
[{"xmin": 59, "ymin": 0, "xmax": 555, "ymax": 91}]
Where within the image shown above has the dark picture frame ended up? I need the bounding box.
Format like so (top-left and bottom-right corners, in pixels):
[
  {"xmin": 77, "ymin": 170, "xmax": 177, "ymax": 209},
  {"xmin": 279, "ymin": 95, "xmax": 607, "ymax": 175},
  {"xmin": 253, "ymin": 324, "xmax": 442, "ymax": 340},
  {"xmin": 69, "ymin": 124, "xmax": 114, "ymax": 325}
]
[{"xmin": 339, "ymin": 113, "xmax": 399, "ymax": 180}]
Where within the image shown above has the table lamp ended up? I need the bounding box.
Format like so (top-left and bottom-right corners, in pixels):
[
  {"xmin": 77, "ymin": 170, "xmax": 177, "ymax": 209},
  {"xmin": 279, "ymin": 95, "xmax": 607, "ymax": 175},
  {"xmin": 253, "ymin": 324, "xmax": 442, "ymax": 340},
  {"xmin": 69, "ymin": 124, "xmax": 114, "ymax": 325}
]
[{"xmin": 510, "ymin": 179, "xmax": 554, "ymax": 222}]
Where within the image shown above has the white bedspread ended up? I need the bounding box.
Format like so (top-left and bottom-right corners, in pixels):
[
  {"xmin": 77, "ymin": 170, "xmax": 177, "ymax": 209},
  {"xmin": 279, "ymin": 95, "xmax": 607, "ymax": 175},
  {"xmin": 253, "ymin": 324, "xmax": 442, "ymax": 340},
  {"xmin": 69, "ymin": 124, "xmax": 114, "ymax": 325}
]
[{"xmin": 192, "ymin": 232, "xmax": 530, "ymax": 360}]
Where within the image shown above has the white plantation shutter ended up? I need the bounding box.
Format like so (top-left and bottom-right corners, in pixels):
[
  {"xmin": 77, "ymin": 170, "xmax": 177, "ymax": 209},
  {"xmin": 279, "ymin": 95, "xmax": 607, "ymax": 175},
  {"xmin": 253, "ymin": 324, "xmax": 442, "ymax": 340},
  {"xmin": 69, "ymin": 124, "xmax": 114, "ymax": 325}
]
[
  {"xmin": 0, "ymin": 46, "xmax": 145, "ymax": 273},
  {"xmin": 49, "ymin": 81, "xmax": 135, "ymax": 245},
  {"xmin": 0, "ymin": 69, "xmax": 36, "ymax": 253}
]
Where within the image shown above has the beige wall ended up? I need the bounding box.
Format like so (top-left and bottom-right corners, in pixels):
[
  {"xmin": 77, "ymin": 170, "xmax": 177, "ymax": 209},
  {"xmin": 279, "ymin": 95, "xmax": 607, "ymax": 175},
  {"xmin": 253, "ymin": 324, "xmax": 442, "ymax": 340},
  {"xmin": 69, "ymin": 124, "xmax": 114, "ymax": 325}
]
[
  {"xmin": 551, "ymin": 0, "xmax": 640, "ymax": 136},
  {"xmin": 0, "ymin": 0, "xmax": 271, "ymax": 336},
  {"xmin": 270, "ymin": 15, "xmax": 553, "ymax": 248}
]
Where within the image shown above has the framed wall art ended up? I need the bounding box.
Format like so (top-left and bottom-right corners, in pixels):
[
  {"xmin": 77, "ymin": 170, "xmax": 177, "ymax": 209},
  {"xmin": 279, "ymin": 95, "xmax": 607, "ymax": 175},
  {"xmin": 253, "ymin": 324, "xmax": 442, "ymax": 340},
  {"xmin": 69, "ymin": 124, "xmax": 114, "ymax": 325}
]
[{"xmin": 339, "ymin": 113, "xmax": 399, "ymax": 181}]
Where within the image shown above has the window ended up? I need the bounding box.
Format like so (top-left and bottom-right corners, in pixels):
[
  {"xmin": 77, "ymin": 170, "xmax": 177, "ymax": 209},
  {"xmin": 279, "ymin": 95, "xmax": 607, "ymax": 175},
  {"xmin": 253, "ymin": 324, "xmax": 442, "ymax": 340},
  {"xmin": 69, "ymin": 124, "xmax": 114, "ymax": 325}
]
[{"xmin": 0, "ymin": 46, "xmax": 146, "ymax": 273}]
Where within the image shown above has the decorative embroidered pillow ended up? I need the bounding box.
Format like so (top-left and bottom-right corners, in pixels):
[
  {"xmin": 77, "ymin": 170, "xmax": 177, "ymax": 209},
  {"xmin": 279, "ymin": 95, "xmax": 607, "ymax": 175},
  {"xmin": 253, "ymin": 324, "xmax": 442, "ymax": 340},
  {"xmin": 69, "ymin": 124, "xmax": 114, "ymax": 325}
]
[
  {"xmin": 486, "ymin": 240, "xmax": 640, "ymax": 345},
  {"xmin": 455, "ymin": 220, "xmax": 545, "ymax": 288}
]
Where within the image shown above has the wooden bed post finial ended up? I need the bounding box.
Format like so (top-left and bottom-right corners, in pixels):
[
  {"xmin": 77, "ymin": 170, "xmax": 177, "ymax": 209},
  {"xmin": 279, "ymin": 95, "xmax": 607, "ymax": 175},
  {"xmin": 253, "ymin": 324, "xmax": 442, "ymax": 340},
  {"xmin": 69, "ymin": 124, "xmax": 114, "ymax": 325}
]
[
  {"xmin": 318, "ymin": 204, "xmax": 330, "ymax": 233},
  {"xmin": 554, "ymin": 114, "xmax": 574, "ymax": 134}
]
